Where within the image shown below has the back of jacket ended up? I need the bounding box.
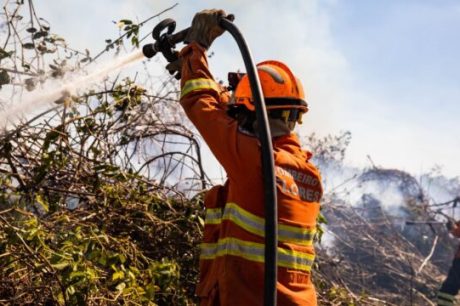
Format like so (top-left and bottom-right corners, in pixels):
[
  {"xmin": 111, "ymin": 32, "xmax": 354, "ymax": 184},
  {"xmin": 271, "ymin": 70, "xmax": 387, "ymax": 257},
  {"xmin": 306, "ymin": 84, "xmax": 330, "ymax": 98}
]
[{"xmin": 179, "ymin": 42, "xmax": 323, "ymax": 306}]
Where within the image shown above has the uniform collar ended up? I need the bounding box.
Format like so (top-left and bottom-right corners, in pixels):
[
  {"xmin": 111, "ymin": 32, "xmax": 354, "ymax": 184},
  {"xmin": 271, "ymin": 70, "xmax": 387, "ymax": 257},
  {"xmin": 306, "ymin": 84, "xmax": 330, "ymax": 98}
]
[{"xmin": 273, "ymin": 133, "xmax": 313, "ymax": 160}]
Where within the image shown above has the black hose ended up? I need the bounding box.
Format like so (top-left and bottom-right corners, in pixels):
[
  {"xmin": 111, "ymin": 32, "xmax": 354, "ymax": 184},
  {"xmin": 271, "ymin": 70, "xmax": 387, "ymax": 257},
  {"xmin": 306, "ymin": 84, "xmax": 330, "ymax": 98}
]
[{"xmin": 219, "ymin": 18, "xmax": 278, "ymax": 306}]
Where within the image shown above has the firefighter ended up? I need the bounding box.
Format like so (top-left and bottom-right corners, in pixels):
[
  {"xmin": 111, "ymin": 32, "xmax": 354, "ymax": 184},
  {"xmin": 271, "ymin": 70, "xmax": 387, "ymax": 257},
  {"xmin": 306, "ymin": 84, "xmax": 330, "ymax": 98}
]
[
  {"xmin": 167, "ymin": 9, "xmax": 323, "ymax": 305},
  {"xmin": 437, "ymin": 220, "xmax": 460, "ymax": 306}
]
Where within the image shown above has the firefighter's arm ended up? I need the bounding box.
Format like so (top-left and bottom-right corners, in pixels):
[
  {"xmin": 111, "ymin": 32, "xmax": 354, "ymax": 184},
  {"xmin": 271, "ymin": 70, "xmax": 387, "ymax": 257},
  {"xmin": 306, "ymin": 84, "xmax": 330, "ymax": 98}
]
[{"xmin": 178, "ymin": 42, "xmax": 242, "ymax": 172}]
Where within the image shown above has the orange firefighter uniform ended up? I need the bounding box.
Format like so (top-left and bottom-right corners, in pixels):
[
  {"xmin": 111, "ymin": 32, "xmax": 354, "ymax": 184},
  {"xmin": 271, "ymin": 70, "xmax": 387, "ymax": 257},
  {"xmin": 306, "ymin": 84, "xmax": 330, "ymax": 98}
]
[
  {"xmin": 437, "ymin": 221, "xmax": 460, "ymax": 306},
  {"xmin": 179, "ymin": 42, "xmax": 323, "ymax": 306}
]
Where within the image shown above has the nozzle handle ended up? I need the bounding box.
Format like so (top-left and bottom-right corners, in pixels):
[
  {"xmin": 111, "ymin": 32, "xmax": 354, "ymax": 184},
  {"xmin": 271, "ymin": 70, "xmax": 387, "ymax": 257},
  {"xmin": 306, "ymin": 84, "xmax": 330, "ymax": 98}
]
[
  {"xmin": 143, "ymin": 14, "xmax": 236, "ymax": 61},
  {"xmin": 167, "ymin": 28, "xmax": 189, "ymax": 45},
  {"xmin": 152, "ymin": 18, "xmax": 176, "ymax": 40},
  {"xmin": 166, "ymin": 14, "xmax": 235, "ymax": 46}
]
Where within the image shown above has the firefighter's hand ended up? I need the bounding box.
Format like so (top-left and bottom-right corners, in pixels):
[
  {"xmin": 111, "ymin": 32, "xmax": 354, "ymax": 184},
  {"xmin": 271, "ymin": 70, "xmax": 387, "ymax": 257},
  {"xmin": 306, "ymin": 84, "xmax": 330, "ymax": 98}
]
[{"xmin": 185, "ymin": 9, "xmax": 227, "ymax": 49}]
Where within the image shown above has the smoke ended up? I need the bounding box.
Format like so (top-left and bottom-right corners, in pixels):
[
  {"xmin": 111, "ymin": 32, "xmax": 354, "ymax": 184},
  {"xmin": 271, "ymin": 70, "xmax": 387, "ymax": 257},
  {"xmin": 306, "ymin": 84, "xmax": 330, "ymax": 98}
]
[{"xmin": 0, "ymin": 50, "xmax": 144, "ymax": 130}]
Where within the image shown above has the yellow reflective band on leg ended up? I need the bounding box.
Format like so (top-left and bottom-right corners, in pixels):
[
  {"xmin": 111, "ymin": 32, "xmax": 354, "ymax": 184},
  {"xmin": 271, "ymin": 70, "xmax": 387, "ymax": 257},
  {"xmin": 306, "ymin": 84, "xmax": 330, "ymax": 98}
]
[
  {"xmin": 216, "ymin": 202, "xmax": 316, "ymax": 246},
  {"xmin": 199, "ymin": 237, "xmax": 315, "ymax": 272},
  {"xmin": 201, "ymin": 237, "xmax": 265, "ymax": 264},
  {"xmin": 278, "ymin": 247, "xmax": 315, "ymax": 272},
  {"xmin": 181, "ymin": 78, "xmax": 220, "ymax": 99}
]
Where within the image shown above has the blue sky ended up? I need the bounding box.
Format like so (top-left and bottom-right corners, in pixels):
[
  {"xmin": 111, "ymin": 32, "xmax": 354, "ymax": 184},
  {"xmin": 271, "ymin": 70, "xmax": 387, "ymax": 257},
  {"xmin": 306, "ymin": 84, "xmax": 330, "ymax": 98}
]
[
  {"xmin": 326, "ymin": 0, "xmax": 460, "ymax": 177},
  {"xmin": 34, "ymin": 0, "xmax": 460, "ymax": 178}
]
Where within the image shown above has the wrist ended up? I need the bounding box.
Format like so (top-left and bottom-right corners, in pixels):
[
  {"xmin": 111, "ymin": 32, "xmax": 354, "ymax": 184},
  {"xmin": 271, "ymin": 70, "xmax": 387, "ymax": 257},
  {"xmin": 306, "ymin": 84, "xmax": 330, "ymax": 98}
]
[{"xmin": 180, "ymin": 41, "xmax": 207, "ymax": 55}]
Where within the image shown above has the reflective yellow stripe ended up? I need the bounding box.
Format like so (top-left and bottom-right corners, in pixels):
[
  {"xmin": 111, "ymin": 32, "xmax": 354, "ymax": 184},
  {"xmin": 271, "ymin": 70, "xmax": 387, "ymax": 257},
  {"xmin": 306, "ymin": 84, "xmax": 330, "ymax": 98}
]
[
  {"xmin": 180, "ymin": 78, "xmax": 220, "ymax": 99},
  {"xmin": 200, "ymin": 237, "xmax": 315, "ymax": 272},
  {"xmin": 204, "ymin": 202, "xmax": 316, "ymax": 246},
  {"xmin": 204, "ymin": 208, "xmax": 222, "ymax": 225}
]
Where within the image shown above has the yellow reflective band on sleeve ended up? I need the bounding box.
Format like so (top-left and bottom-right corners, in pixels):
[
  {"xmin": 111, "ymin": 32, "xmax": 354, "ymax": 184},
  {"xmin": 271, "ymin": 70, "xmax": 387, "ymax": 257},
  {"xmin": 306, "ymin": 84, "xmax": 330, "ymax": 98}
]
[
  {"xmin": 215, "ymin": 202, "xmax": 316, "ymax": 246},
  {"xmin": 204, "ymin": 208, "xmax": 222, "ymax": 225},
  {"xmin": 181, "ymin": 78, "xmax": 220, "ymax": 99},
  {"xmin": 199, "ymin": 237, "xmax": 315, "ymax": 272}
]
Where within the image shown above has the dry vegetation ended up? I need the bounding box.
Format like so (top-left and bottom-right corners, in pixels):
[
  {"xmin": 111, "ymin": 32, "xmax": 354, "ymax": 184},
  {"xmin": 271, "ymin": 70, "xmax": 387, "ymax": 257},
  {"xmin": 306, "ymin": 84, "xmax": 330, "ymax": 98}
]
[
  {"xmin": 309, "ymin": 134, "xmax": 460, "ymax": 305},
  {"xmin": 1, "ymin": 1, "xmax": 459, "ymax": 305}
]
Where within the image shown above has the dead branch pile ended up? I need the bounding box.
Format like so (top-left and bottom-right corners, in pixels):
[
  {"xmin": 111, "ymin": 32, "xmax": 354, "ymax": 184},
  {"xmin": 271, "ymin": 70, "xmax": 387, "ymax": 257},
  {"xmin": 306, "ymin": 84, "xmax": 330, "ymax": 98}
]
[
  {"xmin": 0, "ymin": 2, "xmax": 208, "ymax": 305},
  {"xmin": 2, "ymin": 2, "xmax": 459, "ymax": 306},
  {"xmin": 0, "ymin": 76, "xmax": 209, "ymax": 305},
  {"xmin": 314, "ymin": 165, "xmax": 459, "ymax": 305}
]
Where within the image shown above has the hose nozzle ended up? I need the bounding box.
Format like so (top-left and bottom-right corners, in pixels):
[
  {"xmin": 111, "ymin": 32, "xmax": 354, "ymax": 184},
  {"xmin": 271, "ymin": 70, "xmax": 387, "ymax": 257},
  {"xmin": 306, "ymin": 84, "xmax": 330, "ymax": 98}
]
[{"xmin": 142, "ymin": 44, "xmax": 157, "ymax": 58}]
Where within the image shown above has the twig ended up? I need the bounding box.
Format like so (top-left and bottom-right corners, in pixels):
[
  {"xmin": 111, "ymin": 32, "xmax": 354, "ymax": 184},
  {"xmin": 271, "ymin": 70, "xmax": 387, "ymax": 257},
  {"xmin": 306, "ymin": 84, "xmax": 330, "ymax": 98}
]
[{"xmin": 416, "ymin": 235, "xmax": 438, "ymax": 275}]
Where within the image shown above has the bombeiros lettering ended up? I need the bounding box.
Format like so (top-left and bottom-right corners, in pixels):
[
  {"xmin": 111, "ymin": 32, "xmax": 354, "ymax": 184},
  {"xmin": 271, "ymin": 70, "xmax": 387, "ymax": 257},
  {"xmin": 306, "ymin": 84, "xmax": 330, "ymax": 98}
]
[{"xmin": 275, "ymin": 166, "xmax": 321, "ymax": 202}]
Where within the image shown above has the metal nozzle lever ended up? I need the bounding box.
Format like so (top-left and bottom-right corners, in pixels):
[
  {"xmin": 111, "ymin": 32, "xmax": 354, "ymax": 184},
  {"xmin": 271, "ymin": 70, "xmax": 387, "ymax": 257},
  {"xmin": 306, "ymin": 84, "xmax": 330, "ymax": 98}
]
[
  {"xmin": 142, "ymin": 18, "xmax": 187, "ymax": 60},
  {"xmin": 142, "ymin": 14, "xmax": 235, "ymax": 62}
]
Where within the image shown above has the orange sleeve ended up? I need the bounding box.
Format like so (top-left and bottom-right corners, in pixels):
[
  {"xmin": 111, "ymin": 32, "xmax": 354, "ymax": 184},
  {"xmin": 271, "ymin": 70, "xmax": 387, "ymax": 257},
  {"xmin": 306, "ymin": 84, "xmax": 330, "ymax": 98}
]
[{"xmin": 178, "ymin": 42, "xmax": 251, "ymax": 175}]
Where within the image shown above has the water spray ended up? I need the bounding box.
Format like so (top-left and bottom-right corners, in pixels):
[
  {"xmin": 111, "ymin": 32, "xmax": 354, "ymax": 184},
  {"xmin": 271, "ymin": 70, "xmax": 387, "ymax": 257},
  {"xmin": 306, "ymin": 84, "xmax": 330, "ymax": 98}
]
[{"xmin": 0, "ymin": 50, "xmax": 144, "ymax": 130}]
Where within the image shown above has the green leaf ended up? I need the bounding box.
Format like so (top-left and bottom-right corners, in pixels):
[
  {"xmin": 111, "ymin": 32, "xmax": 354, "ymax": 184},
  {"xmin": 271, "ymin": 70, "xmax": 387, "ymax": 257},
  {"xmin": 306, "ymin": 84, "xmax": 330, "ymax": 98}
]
[
  {"xmin": 57, "ymin": 293, "xmax": 65, "ymax": 304},
  {"xmin": 66, "ymin": 285, "xmax": 76, "ymax": 296},
  {"xmin": 33, "ymin": 31, "xmax": 48, "ymax": 40},
  {"xmin": 145, "ymin": 282, "xmax": 156, "ymax": 299},
  {"xmin": 127, "ymin": 270, "xmax": 136, "ymax": 280},
  {"xmin": 51, "ymin": 261, "xmax": 70, "ymax": 270},
  {"xmin": 98, "ymin": 254, "xmax": 107, "ymax": 266},
  {"xmin": 0, "ymin": 48, "xmax": 13, "ymax": 60},
  {"xmin": 112, "ymin": 271, "xmax": 124, "ymax": 281},
  {"xmin": 35, "ymin": 194, "xmax": 49, "ymax": 212},
  {"xmin": 69, "ymin": 271, "xmax": 86, "ymax": 280},
  {"xmin": 119, "ymin": 19, "xmax": 132, "ymax": 25},
  {"xmin": 131, "ymin": 36, "xmax": 139, "ymax": 47},
  {"xmin": 317, "ymin": 213, "xmax": 328, "ymax": 224},
  {"xmin": 22, "ymin": 43, "xmax": 35, "ymax": 49},
  {"xmin": 115, "ymin": 282, "xmax": 126, "ymax": 292},
  {"xmin": 198, "ymin": 216, "xmax": 205, "ymax": 227},
  {"xmin": 0, "ymin": 70, "xmax": 10, "ymax": 86}
]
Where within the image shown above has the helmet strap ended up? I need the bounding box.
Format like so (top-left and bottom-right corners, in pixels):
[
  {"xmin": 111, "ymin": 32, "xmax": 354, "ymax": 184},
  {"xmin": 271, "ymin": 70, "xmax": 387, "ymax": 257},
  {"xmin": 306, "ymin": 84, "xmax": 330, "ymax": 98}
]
[
  {"xmin": 281, "ymin": 110, "xmax": 290, "ymax": 123},
  {"xmin": 269, "ymin": 109, "xmax": 304, "ymax": 125}
]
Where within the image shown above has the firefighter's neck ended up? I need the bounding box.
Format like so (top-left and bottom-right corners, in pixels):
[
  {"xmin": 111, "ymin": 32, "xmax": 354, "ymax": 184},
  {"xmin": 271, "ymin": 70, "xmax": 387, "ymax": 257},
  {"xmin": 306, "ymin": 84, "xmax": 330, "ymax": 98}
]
[{"xmin": 253, "ymin": 118, "xmax": 294, "ymax": 138}]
